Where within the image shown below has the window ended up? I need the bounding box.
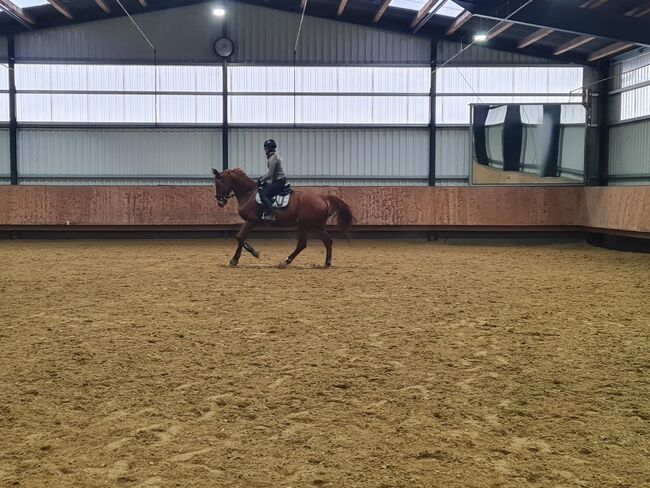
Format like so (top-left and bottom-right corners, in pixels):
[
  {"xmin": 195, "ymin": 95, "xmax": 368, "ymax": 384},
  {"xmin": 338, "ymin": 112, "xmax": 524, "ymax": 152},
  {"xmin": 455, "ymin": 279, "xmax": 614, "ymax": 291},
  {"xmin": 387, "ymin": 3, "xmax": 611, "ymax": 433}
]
[
  {"xmin": 0, "ymin": 65, "xmax": 9, "ymax": 122},
  {"xmin": 616, "ymin": 52, "xmax": 650, "ymax": 121},
  {"xmin": 436, "ymin": 66, "xmax": 584, "ymax": 124},
  {"xmin": 389, "ymin": 0, "xmax": 464, "ymax": 18},
  {"xmin": 228, "ymin": 66, "xmax": 430, "ymax": 125},
  {"xmin": 15, "ymin": 64, "xmax": 223, "ymax": 124}
]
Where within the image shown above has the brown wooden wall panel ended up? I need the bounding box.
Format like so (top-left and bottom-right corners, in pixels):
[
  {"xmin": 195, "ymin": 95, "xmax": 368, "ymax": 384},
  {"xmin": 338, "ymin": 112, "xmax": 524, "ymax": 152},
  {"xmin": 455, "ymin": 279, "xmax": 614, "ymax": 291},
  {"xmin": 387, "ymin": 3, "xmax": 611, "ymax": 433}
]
[
  {"xmin": 582, "ymin": 187, "xmax": 650, "ymax": 234},
  {"xmin": 0, "ymin": 186, "xmax": 648, "ymax": 235}
]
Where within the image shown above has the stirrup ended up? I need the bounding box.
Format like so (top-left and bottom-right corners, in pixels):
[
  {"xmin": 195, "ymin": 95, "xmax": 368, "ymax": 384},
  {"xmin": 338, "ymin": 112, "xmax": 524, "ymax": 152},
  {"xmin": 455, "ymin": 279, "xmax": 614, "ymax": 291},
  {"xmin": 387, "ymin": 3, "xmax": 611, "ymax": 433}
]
[{"xmin": 262, "ymin": 212, "xmax": 276, "ymax": 222}]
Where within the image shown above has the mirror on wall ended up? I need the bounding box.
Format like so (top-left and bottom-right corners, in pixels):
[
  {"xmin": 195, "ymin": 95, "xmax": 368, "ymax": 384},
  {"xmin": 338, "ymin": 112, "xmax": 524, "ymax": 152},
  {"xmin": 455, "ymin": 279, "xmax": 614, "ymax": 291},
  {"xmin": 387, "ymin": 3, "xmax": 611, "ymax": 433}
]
[{"xmin": 470, "ymin": 103, "xmax": 587, "ymax": 185}]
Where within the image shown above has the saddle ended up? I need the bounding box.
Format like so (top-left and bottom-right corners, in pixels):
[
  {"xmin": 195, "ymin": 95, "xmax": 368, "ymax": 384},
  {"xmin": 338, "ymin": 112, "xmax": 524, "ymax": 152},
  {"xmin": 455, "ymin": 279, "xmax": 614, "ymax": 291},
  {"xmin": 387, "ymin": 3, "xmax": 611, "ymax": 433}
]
[{"xmin": 255, "ymin": 183, "xmax": 293, "ymax": 209}]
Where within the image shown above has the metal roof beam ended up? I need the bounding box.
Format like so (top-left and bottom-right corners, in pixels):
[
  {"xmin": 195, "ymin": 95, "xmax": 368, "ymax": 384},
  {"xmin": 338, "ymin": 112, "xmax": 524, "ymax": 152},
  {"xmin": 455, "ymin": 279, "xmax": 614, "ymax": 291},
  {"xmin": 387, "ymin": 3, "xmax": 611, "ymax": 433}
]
[
  {"xmin": 337, "ymin": 0, "xmax": 347, "ymax": 16},
  {"xmin": 554, "ymin": 35, "xmax": 595, "ymax": 55},
  {"xmin": 486, "ymin": 20, "xmax": 513, "ymax": 40},
  {"xmin": 446, "ymin": 10, "xmax": 472, "ymax": 35},
  {"xmin": 0, "ymin": 0, "xmax": 35, "ymax": 27},
  {"xmin": 518, "ymin": 28, "xmax": 554, "ymax": 48},
  {"xmin": 373, "ymin": 0, "xmax": 390, "ymax": 22},
  {"xmin": 47, "ymin": 0, "xmax": 73, "ymax": 19},
  {"xmin": 94, "ymin": 0, "xmax": 111, "ymax": 13},
  {"xmin": 588, "ymin": 42, "xmax": 635, "ymax": 61},
  {"xmin": 463, "ymin": 0, "xmax": 650, "ymax": 46},
  {"xmin": 410, "ymin": 0, "xmax": 439, "ymax": 29}
]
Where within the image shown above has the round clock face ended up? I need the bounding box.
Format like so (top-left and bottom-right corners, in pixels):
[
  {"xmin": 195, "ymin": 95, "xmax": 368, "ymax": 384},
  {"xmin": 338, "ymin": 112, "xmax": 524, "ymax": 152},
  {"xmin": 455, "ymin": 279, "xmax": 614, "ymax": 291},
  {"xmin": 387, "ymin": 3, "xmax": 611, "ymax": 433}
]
[{"xmin": 214, "ymin": 37, "xmax": 234, "ymax": 58}]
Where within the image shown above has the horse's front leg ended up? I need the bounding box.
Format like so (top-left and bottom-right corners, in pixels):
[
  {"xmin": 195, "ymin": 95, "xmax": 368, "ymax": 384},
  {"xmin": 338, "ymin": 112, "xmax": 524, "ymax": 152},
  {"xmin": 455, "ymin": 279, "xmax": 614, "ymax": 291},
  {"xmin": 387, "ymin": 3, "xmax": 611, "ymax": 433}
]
[{"xmin": 229, "ymin": 220, "xmax": 256, "ymax": 267}]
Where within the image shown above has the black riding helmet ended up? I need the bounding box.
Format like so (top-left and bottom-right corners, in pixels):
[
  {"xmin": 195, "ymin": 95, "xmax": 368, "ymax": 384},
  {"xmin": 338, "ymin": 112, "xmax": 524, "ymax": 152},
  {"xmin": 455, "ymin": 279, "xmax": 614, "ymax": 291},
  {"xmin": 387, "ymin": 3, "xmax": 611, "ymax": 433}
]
[{"xmin": 263, "ymin": 139, "xmax": 277, "ymax": 151}]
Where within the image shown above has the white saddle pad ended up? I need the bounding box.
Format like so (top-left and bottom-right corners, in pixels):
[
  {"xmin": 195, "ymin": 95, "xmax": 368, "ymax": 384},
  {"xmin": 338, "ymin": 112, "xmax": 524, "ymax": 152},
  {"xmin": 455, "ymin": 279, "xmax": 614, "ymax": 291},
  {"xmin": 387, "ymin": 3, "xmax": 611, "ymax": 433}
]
[{"xmin": 255, "ymin": 192, "xmax": 291, "ymax": 208}]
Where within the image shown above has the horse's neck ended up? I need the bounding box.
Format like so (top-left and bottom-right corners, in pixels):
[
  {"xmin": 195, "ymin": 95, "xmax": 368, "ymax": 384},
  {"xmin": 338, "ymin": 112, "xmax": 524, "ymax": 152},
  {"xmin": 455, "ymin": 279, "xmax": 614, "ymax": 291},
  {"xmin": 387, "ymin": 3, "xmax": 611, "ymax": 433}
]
[{"xmin": 231, "ymin": 176, "xmax": 256, "ymax": 203}]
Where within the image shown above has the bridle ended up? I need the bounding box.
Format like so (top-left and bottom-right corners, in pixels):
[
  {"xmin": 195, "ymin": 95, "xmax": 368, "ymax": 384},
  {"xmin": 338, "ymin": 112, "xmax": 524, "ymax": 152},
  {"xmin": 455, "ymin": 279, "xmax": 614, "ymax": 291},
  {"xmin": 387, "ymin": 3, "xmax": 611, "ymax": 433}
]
[{"xmin": 215, "ymin": 190, "xmax": 234, "ymax": 208}]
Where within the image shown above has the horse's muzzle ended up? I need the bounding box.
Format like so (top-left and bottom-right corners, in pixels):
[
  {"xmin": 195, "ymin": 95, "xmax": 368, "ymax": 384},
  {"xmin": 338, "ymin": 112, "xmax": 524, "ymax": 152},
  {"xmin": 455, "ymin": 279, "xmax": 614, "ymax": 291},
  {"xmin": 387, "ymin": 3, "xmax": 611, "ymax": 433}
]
[{"xmin": 215, "ymin": 194, "xmax": 229, "ymax": 208}]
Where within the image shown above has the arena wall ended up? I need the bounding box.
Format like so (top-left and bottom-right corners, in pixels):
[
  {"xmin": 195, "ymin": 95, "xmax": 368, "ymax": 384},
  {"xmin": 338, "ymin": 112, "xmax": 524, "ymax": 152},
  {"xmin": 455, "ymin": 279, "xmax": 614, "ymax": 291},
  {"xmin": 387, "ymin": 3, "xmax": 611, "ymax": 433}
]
[{"xmin": 1, "ymin": 186, "xmax": 648, "ymax": 237}]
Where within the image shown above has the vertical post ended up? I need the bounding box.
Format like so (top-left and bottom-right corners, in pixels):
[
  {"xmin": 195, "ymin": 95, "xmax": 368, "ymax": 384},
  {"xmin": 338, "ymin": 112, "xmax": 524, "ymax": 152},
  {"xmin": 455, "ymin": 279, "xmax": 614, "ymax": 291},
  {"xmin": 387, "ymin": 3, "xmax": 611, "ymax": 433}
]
[
  {"xmin": 222, "ymin": 58, "xmax": 228, "ymax": 171},
  {"xmin": 8, "ymin": 35, "xmax": 17, "ymax": 185},
  {"xmin": 428, "ymin": 39, "xmax": 437, "ymax": 186},
  {"xmin": 596, "ymin": 60, "xmax": 610, "ymax": 186}
]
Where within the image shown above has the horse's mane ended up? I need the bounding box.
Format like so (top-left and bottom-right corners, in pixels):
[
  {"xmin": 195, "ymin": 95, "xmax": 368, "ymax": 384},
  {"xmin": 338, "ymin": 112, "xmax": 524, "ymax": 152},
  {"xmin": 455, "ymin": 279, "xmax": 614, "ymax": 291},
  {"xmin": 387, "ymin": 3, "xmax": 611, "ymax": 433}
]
[{"xmin": 225, "ymin": 168, "xmax": 254, "ymax": 182}]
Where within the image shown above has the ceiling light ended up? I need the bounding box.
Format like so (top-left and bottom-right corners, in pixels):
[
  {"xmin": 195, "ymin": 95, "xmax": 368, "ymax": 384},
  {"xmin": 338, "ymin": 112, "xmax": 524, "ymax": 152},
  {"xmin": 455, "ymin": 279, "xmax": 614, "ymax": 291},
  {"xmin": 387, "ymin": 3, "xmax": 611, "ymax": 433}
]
[
  {"xmin": 212, "ymin": 7, "xmax": 226, "ymax": 16},
  {"xmin": 473, "ymin": 33, "xmax": 487, "ymax": 43}
]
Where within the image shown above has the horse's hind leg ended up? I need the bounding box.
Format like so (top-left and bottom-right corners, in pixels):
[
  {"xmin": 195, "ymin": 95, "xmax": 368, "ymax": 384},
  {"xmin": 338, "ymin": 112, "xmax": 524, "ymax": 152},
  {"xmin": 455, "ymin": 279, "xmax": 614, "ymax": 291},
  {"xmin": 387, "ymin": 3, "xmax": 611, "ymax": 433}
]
[
  {"xmin": 278, "ymin": 230, "xmax": 307, "ymax": 269},
  {"xmin": 317, "ymin": 229, "xmax": 333, "ymax": 268}
]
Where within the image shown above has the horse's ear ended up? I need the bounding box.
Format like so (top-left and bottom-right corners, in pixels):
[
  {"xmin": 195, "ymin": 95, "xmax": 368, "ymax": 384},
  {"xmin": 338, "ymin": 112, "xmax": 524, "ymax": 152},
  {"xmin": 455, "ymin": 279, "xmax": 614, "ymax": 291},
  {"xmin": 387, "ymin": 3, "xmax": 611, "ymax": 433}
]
[{"xmin": 212, "ymin": 168, "xmax": 221, "ymax": 179}]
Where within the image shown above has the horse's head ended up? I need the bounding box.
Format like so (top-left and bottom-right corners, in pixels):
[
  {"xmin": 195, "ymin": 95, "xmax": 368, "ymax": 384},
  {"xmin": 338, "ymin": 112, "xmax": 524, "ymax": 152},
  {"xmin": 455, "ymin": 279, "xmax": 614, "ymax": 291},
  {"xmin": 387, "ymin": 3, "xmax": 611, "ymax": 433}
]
[{"xmin": 212, "ymin": 168, "xmax": 233, "ymax": 208}]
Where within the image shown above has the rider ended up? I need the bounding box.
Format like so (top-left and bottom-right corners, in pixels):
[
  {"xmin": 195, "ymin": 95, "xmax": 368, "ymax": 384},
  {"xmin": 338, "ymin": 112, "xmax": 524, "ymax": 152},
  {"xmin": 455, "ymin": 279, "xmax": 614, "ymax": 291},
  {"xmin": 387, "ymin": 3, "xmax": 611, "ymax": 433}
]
[{"xmin": 257, "ymin": 139, "xmax": 287, "ymax": 222}]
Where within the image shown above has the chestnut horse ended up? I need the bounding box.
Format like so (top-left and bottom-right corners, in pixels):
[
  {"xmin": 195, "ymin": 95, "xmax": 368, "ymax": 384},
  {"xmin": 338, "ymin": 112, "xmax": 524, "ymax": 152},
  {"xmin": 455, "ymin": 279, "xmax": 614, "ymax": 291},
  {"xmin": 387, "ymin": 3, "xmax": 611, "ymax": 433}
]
[{"xmin": 212, "ymin": 168, "xmax": 354, "ymax": 268}]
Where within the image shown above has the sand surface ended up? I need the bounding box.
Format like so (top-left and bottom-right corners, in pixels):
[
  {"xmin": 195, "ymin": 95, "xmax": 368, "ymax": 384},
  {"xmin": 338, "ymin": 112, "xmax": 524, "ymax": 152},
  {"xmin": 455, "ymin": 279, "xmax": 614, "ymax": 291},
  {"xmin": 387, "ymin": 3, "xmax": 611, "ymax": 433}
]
[{"xmin": 0, "ymin": 239, "xmax": 649, "ymax": 487}]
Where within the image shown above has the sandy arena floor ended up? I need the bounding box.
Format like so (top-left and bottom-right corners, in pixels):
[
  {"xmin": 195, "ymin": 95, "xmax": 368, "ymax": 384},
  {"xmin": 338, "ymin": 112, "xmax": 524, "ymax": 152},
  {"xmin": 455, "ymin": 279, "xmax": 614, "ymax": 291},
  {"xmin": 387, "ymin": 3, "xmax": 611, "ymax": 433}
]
[{"xmin": 0, "ymin": 238, "xmax": 649, "ymax": 488}]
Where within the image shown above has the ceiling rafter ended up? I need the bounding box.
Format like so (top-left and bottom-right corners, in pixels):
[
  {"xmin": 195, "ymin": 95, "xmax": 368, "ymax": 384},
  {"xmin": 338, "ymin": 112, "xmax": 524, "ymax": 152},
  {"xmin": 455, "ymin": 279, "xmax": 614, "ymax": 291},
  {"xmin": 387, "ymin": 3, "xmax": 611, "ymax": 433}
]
[
  {"xmin": 446, "ymin": 10, "xmax": 472, "ymax": 35},
  {"xmin": 580, "ymin": 0, "xmax": 609, "ymax": 9},
  {"xmin": 486, "ymin": 20, "xmax": 513, "ymax": 40},
  {"xmin": 409, "ymin": 0, "xmax": 438, "ymax": 29},
  {"xmin": 47, "ymin": 0, "xmax": 73, "ymax": 19},
  {"xmin": 0, "ymin": 0, "xmax": 35, "ymax": 27},
  {"xmin": 373, "ymin": 0, "xmax": 390, "ymax": 22},
  {"xmin": 554, "ymin": 35, "xmax": 595, "ymax": 55},
  {"xmin": 588, "ymin": 42, "xmax": 635, "ymax": 61},
  {"xmin": 517, "ymin": 28, "xmax": 553, "ymax": 48},
  {"xmin": 94, "ymin": 0, "xmax": 111, "ymax": 13},
  {"xmin": 625, "ymin": 2, "xmax": 650, "ymax": 17},
  {"xmin": 337, "ymin": 0, "xmax": 347, "ymax": 16}
]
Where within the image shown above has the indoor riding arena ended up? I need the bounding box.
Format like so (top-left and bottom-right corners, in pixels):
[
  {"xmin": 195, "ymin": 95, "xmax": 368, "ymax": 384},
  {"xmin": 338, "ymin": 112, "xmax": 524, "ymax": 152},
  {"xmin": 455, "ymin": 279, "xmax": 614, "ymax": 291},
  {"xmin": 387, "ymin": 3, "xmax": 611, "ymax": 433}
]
[{"xmin": 1, "ymin": 1, "xmax": 649, "ymax": 488}]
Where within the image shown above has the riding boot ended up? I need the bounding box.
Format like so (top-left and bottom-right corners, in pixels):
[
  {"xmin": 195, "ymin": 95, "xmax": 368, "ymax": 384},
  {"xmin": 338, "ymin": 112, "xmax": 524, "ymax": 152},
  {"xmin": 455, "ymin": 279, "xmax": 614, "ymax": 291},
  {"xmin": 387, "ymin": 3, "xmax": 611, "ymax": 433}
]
[{"xmin": 260, "ymin": 195, "xmax": 276, "ymax": 222}]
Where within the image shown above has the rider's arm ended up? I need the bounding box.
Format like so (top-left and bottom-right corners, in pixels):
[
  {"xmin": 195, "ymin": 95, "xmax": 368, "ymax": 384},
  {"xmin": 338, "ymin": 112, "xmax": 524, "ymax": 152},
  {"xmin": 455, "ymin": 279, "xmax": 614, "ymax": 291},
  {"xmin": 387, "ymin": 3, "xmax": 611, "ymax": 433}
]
[{"xmin": 259, "ymin": 154, "xmax": 280, "ymax": 183}]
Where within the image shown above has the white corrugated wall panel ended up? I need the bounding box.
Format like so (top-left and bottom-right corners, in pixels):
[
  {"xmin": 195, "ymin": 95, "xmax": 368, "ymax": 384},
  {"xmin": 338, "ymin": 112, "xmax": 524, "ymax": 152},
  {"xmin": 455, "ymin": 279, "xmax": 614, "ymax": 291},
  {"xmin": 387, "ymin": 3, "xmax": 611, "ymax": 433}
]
[
  {"xmin": 0, "ymin": 129, "xmax": 10, "ymax": 177},
  {"xmin": 230, "ymin": 2, "xmax": 429, "ymax": 64},
  {"xmin": 229, "ymin": 129, "xmax": 428, "ymax": 184},
  {"xmin": 436, "ymin": 128, "xmax": 469, "ymax": 179},
  {"xmin": 15, "ymin": 3, "xmax": 225, "ymax": 62},
  {"xmin": 228, "ymin": 66, "xmax": 430, "ymax": 93},
  {"xmin": 436, "ymin": 67, "xmax": 583, "ymax": 94},
  {"xmin": 17, "ymin": 128, "xmax": 222, "ymax": 180},
  {"xmin": 608, "ymin": 120, "xmax": 650, "ymax": 185}
]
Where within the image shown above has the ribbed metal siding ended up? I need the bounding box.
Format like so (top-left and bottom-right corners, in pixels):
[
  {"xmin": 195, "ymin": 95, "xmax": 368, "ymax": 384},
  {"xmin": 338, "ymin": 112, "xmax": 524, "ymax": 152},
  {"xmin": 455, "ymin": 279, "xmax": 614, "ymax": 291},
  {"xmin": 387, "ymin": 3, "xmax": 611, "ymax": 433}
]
[
  {"xmin": 436, "ymin": 128, "xmax": 469, "ymax": 179},
  {"xmin": 0, "ymin": 129, "xmax": 9, "ymax": 177},
  {"xmin": 230, "ymin": 2, "xmax": 430, "ymax": 64},
  {"xmin": 18, "ymin": 128, "xmax": 222, "ymax": 179},
  {"xmin": 437, "ymin": 41, "xmax": 561, "ymax": 65},
  {"xmin": 14, "ymin": 2, "xmax": 428, "ymax": 64},
  {"xmin": 229, "ymin": 128, "xmax": 428, "ymax": 185},
  {"xmin": 15, "ymin": 3, "xmax": 224, "ymax": 62},
  {"xmin": 608, "ymin": 120, "xmax": 650, "ymax": 185}
]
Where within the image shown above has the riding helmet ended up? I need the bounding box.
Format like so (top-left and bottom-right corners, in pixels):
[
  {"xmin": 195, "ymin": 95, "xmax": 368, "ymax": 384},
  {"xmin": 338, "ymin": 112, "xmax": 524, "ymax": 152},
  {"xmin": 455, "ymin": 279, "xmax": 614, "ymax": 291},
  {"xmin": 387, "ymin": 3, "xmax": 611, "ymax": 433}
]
[{"xmin": 263, "ymin": 139, "xmax": 277, "ymax": 150}]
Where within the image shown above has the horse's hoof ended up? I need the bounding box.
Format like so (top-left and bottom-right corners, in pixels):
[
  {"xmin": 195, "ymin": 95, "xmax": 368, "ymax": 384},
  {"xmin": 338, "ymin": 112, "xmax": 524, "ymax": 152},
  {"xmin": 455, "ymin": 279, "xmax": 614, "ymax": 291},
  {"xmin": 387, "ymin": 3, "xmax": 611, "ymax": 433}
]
[
  {"xmin": 229, "ymin": 260, "xmax": 238, "ymax": 267},
  {"xmin": 324, "ymin": 261, "xmax": 332, "ymax": 268},
  {"xmin": 252, "ymin": 250, "xmax": 260, "ymax": 259},
  {"xmin": 278, "ymin": 259, "xmax": 290, "ymax": 269}
]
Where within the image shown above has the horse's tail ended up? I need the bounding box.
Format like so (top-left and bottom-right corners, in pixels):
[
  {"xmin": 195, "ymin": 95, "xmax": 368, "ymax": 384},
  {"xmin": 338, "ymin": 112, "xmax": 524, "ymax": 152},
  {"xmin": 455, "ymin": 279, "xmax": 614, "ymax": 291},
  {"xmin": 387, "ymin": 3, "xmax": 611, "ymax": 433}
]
[{"xmin": 326, "ymin": 195, "xmax": 354, "ymax": 243}]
